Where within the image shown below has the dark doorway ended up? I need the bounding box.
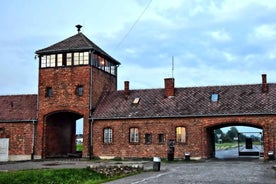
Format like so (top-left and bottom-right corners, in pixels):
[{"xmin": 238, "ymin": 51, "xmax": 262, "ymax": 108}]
[{"xmin": 45, "ymin": 112, "xmax": 83, "ymax": 158}]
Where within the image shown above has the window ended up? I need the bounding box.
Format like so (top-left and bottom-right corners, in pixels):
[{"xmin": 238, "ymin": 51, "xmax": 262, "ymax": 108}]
[
  {"xmin": 103, "ymin": 128, "xmax": 113, "ymax": 143},
  {"xmin": 74, "ymin": 52, "xmax": 89, "ymax": 65},
  {"xmin": 83, "ymin": 52, "xmax": 89, "ymax": 64},
  {"xmin": 211, "ymin": 93, "xmax": 219, "ymax": 102},
  {"xmin": 92, "ymin": 54, "xmax": 117, "ymax": 76},
  {"xmin": 57, "ymin": 54, "xmax": 63, "ymax": 66},
  {"xmin": 176, "ymin": 127, "xmax": 186, "ymax": 143},
  {"xmin": 76, "ymin": 85, "xmax": 83, "ymax": 96},
  {"xmin": 66, "ymin": 53, "xmax": 72, "ymax": 66},
  {"xmin": 130, "ymin": 128, "xmax": 139, "ymax": 143},
  {"xmin": 41, "ymin": 56, "xmax": 46, "ymax": 68},
  {"xmin": 133, "ymin": 97, "xmax": 140, "ymax": 104},
  {"xmin": 145, "ymin": 134, "xmax": 152, "ymax": 144},
  {"xmin": 158, "ymin": 134, "xmax": 165, "ymax": 144},
  {"xmin": 45, "ymin": 87, "xmax": 53, "ymax": 97},
  {"xmin": 41, "ymin": 54, "xmax": 56, "ymax": 68}
]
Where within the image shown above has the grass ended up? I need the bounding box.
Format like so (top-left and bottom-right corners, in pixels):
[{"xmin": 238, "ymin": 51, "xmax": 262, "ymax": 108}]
[
  {"xmin": 0, "ymin": 168, "xmax": 130, "ymax": 184},
  {"xmin": 76, "ymin": 144, "xmax": 83, "ymax": 152},
  {"xmin": 215, "ymin": 141, "xmax": 263, "ymax": 150}
]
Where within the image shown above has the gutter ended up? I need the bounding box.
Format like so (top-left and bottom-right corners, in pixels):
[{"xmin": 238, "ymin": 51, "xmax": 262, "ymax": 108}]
[{"xmin": 89, "ymin": 112, "xmax": 276, "ymax": 121}]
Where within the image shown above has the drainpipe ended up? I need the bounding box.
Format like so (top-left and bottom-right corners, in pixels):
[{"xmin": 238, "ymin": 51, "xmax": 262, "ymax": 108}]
[
  {"xmin": 89, "ymin": 50, "xmax": 95, "ymax": 116},
  {"xmin": 89, "ymin": 118, "xmax": 94, "ymax": 159},
  {"xmin": 31, "ymin": 120, "xmax": 37, "ymax": 160},
  {"xmin": 89, "ymin": 50, "xmax": 94, "ymax": 159}
]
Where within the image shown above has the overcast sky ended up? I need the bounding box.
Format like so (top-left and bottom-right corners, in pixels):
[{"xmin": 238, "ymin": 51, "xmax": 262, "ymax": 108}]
[{"xmin": 1, "ymin": 0, "xmax": 276, "ymax": 95}]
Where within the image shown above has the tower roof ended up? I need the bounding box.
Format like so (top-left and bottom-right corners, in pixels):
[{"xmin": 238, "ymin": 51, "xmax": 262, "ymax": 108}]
[{"xmin": 35, "ymin": 32, "xmax": 120, "ymax": 65}]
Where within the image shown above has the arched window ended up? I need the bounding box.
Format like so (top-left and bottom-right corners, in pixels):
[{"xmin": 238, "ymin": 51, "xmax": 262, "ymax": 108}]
[{"xmin": 176, "ymin": 127, "xmax": 186, "ymax": 143}]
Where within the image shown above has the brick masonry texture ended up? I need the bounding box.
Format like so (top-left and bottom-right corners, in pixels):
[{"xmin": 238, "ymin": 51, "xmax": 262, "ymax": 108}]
[
  {"xmin": 0, "ymin": 122, "xmax": 34, "ymax": 155},
  {"xmin": 92, "ymin": 115, "xmax": 276, "ymax": 159},
  {"xmin": 36, "ymin": 65, "xmax": 117, "ymax": 158}
]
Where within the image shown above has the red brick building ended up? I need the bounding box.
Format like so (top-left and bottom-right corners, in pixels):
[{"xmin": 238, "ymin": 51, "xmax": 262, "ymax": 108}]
[{"xmin": 0, "ymin": 26, "xmax": 276, "ymax": 161}]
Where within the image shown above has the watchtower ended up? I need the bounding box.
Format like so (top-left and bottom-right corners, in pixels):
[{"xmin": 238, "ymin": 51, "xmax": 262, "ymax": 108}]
[{"xmin": 35, "ymin": 25, "xmax": 120, "ymax": 158}]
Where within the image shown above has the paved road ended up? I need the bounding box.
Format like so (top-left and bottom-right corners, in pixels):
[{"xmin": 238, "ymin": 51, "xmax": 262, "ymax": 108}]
[
  {"xmin": 216, "ymin": 146, "xmax": 263, "ymax": 159},
  {"xmin": 107, "ymin": 160, "xmax": 276, "ymax": 184},
  {"xmin": 0, "ymin": 159, "xmax": 275, "ymax": 184}
]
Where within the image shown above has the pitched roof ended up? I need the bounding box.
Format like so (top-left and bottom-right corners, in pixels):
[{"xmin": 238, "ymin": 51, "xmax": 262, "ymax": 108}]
[
  {"xmin": 0, "ymin": 95, "xmax": 37, "ymax": 122},
  {"xmin": 35, "ymin": 32, "xmax": 120, "ymax": 65},
  {"xmin": 92, "ymin": 84, "xmax": 276, "ymax": 119}
]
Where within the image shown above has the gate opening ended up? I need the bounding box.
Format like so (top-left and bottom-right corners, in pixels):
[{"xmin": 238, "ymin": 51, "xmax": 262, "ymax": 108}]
[
  {"xmin": 45, "ymin": 112, "xmax": 83, "ymax": 158},
  {"xmin": 211, "ymin": 125, "xmax": 263, "ymax": 159}
]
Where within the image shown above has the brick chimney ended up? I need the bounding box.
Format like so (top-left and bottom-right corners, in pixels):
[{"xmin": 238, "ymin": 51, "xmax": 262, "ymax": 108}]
[
  {"xmin": 124, "ymin": 81, "xmax": 130, "ymax": 97},
  {"xmin": 164, "ymin": 78, "xmax": 175, "ymax": 97},
  {"xmin": 262, "ymin": 74, "xmax": 268, "ymax": 93}
]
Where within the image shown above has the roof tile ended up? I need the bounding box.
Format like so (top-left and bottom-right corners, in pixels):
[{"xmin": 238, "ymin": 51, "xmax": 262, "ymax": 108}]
[
  {"xmin": 93, "ymin": 84, "xmax": 276, "ymax": 119},
  {"xmin": 0, "ymin": 95, "xmax": 37, "ymax": 121}
]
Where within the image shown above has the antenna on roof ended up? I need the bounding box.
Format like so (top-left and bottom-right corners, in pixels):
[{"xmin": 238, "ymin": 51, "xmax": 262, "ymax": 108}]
[
  {"xmin": 172, "ymin": 56, "xmax": 174, "ymax": 78},
  {"xmin": 76, "ymin": 24, "xmax": 82, "ymax": 33}
]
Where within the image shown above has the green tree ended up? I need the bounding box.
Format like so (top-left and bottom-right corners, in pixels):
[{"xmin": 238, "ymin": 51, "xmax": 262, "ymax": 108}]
[{"xmin": 214, "ymin": 129, "xmax": 224, "ymax": 143}]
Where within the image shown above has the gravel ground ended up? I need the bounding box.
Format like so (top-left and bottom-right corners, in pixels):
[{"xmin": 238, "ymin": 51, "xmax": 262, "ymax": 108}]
[{"xmin": 0, "ymin": 159, "xmax": 275, "ymax": 184}]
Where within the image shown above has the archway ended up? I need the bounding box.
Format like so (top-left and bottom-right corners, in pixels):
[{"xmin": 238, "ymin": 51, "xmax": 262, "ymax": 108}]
[
  {"xmin": 45, "ymin": 111, "xmax": 83, "ymax": 158},
  {"xmin": 206, "ymin": 122, "xmax": 263, "ymax": 160}
]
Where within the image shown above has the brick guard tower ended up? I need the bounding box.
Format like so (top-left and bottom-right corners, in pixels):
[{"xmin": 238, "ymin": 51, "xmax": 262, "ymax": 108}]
[{"xmin": 35, "ymin": 25, "xmax": 120, "ymax": 158}]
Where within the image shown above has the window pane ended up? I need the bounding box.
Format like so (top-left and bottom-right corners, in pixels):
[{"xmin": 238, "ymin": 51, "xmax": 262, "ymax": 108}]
[
  {"xmin": 46, "ymin": 87, "xmax": 53, "ymax": 97},
  {"xmin": 41, "ymin": 56, "xmax": 46, "ymax": 68},
  {"xmin": 111, "ymin": 65, "xmax": 116, "ymax": 75},
  {"xmin": 57, "ymin": 54, "xmax": 63, "ymax": 66},
  {"xmin": 76, "ymin": 86, "xmax": 83, "ymax": 96},
  {"xmin": 130, "ymin": 128, "xmax": 139, "ymax": 143},
  {"xmin": 50, "ymin": 54, "xmax": 56, "ymax": 67},
  {"xmin": 67, "ymin": 53, "xmax": 72, "ymax": 66},
  {"xmin": 104, "ymin": 128, "xmax": 112, "ymax": 143},
  {"xmin": 176, "ymin": 127, "xmax": 186, "ymax": 143},
  {"xmin": 83, "ymin": 52, "xmax": 89, "ymax": 64},
  {"xmin": 79, "ymin": 52, "xmax": 84, "ymax": 65},
  {"xmin": 99, "ymin": 57, "xmax": 105, "ymax": 70},
  {"xmin": 145, "ymin": 134, "xmax": 151, "ymax": 144},
  {"xmin": 158, "ymin": 134, "xmax": 164, "ymax": 143},
  {"xmin": 46, "ymin": 55, "xmax": 51, "ymax": 67},
  {"xmin": 74, "ymin": 53, "xmax": 79, "ymax": 65}
]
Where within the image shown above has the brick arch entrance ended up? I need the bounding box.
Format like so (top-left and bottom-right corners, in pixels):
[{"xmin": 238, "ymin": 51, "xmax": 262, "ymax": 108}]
[
  {"xmin": 205, "ymin": 120, "xmax": 264, "ymax": 159},
  {"xmin": 202, "ymin": 116, "xmax": 268, "ymax": 158},
  {"xmin": 44, "ymin": 111, "xmax": 83, "ymax": 158}
]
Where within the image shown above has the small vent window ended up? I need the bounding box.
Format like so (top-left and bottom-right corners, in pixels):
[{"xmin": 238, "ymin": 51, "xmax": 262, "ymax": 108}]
[
  {"xmin": 45, "ymin": 87, "xmax": 53, "ymax": 97},
  {"xmin": 76, "ymin": 85, "xmax": 84, "ymax": 96},
  {"xmin": 145, "ymin": 133, "xmax": 152, "ymax": 144},
  {"xmin": 211, "ymin": 93, "xmax": 219, "ymax": 102},
  {"xmin": 133, "ymin": 97, "xmax": 140, "ymax": 104}
]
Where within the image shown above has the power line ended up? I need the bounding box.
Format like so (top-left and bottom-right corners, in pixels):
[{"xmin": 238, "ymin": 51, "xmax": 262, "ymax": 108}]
[{"xmin": 116, "ymin": 0, "xmax": 152, "ymax": 49}]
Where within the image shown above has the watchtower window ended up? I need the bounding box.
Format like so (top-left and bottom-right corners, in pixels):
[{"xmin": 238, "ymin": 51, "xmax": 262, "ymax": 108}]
[
  {"xmin": 41, "ymin": 54, "xmax": 55, "ymax": 68},
  {"xmin": 57, "ymin": 54, "xmax": 63, "ymax": 67},
  {"xmin": 73, "ymin": 52, "xmax": 89, "ymax": 65},
  {"xmin": 66, "ymin": 53, "xmax": 72, "ymax": 66}
]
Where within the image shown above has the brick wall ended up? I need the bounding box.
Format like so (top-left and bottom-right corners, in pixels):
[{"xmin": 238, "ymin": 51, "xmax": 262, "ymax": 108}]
[
  {"xmin": 92, "ymin": 115, "xmax": 276, "ymax": 160},
  {"xmin": 0, "ymin": 122, "xmax": 34, "ymax": 160},
  {"xmin": 36, "ymin": 65, "xmax": 117, "ymax": 158}
]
